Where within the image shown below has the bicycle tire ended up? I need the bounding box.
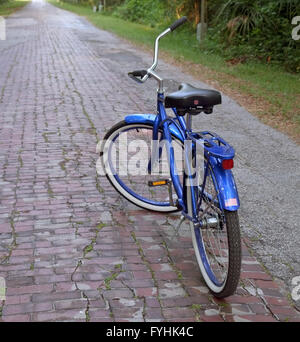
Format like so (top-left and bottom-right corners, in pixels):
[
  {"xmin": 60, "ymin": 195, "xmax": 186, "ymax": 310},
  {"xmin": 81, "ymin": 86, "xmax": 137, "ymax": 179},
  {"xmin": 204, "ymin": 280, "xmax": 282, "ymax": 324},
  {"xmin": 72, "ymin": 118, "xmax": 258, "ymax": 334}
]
[
  {"xmin": 100, "ymin": 121, "xmax": 183, "ymax": 212},
  {"xmin": 187, "ymin": 161, "xmax": 241, "ymax": 297}
]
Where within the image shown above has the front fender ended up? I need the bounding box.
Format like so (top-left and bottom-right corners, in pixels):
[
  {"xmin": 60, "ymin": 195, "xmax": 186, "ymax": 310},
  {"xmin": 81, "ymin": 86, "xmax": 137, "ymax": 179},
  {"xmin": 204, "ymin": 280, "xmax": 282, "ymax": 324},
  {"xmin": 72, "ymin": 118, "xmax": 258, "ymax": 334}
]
[
  {"xmin": 209, "ymin": 157, "xmax": 240, "ymax": 211},
  {"xmin": 124, "ymin": 114, "xmax": 184, "ymax": 142}
]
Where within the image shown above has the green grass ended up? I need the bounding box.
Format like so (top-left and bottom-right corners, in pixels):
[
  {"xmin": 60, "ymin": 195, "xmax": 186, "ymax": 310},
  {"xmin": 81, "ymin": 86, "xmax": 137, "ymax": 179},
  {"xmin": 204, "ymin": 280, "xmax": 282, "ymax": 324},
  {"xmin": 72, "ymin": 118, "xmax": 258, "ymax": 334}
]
[
  {"xmin": 0, "ymin": 0, "xmax": 29, "ymax": 16},
  {"xmin": 48, "ymin": 0, "xmax": 300, "ymax": 141}
]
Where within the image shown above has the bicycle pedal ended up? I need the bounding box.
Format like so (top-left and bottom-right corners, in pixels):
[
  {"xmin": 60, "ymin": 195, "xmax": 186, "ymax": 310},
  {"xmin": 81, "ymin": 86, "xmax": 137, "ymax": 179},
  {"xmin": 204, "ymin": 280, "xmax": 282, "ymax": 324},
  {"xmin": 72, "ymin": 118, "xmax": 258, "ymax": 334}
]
[{"xmin": 148, "ymin": 179, "xmax": 170, "ymax": 187}]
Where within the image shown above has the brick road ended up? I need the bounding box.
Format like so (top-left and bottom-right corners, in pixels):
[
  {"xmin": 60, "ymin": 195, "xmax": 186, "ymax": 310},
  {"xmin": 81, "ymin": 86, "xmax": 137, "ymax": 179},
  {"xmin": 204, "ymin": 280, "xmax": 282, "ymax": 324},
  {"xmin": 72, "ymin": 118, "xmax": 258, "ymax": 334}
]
[{"xmin": 0, "ymin": 1, "xmax": 299, "ymax": 322}]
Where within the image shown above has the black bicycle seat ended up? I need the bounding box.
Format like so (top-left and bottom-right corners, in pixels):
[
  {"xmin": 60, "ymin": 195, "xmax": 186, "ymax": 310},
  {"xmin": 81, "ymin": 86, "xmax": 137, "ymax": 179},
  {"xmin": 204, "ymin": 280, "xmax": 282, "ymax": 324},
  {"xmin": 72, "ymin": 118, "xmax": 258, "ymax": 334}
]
[{"xmin": 165, "ymin": 83, "xmax": 221, "ymax": 114}]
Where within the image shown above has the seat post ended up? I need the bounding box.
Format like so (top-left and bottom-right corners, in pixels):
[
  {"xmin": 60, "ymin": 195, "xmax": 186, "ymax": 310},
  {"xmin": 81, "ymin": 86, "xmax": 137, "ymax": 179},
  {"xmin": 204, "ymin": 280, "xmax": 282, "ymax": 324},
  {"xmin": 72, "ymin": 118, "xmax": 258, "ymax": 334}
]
[{"xmin": 186, "ymin": 113, "xmax": 192, "ymax": 132}]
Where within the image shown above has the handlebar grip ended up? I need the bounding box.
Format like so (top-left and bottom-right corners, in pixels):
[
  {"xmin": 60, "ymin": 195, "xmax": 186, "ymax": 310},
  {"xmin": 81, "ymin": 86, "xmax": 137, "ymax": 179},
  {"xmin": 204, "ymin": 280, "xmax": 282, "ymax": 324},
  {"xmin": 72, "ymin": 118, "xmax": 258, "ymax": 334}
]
[
  {"xmin": 169, "ymin": 16, "xmax": 187, "ymax": 32},
  {"xmin": 130, "ymin": 70, "xmax": 147, "ymax": 78},
  {"xmin": 128, "ymin": 70, "xmax": 148, "ymax": 83}
]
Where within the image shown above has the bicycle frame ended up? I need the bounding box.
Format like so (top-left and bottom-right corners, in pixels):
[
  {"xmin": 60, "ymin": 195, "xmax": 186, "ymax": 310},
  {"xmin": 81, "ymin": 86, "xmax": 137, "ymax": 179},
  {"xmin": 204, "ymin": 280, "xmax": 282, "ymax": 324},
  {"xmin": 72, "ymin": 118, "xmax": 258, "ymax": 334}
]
[{"xmin": 124, "ymin": 91, "xmax": 240, "ymax": 220}]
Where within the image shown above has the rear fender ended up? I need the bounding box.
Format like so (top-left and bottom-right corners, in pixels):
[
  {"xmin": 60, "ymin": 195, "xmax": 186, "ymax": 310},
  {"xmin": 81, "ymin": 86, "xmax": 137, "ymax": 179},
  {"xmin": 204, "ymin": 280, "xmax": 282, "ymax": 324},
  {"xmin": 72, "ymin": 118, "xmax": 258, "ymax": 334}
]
[{"xmin": 209, "ymin": 156, "xmax": 240, "ymax": 211}]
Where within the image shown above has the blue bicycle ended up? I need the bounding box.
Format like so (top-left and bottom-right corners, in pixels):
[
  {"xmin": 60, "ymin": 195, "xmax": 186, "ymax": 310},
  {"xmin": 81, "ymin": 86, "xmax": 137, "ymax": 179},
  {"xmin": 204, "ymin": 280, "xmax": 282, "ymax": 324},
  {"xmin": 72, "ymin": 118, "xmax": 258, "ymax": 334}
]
[{"xmin": 100, "ymin": 17, "xmax": 241, "ymax": 298}]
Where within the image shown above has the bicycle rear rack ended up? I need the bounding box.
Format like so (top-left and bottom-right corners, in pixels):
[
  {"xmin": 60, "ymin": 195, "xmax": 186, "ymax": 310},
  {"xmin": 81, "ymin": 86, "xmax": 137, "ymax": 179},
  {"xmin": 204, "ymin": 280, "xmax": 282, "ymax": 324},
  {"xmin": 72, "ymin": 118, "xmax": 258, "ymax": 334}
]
[{"xmin": 187, "ymin": 131, "xmax": 235, "ymax": 160}]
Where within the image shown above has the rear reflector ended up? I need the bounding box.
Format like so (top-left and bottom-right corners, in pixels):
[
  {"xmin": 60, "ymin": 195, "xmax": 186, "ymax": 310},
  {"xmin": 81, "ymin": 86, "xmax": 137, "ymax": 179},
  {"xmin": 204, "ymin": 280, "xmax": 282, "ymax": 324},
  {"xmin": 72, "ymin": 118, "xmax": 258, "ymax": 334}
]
[{"xmin": 222, "ymin": 159, "xmax": 234, "ymax": 170}]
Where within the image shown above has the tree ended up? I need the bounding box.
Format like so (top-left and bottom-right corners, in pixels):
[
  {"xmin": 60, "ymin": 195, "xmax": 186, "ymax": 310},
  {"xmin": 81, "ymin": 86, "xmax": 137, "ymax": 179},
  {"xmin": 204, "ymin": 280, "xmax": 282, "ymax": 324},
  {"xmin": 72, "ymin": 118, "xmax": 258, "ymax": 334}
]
[{"xmin": 200, "ymin": 0, "xmax": 207, "ymax": 40}]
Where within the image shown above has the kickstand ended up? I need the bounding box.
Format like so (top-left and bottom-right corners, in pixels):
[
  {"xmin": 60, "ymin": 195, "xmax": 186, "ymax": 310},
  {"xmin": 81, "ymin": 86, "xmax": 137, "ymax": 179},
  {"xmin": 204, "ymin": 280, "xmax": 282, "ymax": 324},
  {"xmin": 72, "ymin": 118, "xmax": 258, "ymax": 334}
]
[
  {"xmin": 158, "ymin": 215, "xmax": 186, "ymax": 262},
  {"xmin": 169, "ymin": 215, "xmax": 186, "ymax": 243},
  {"xmin": 158, "ymin": 215, "xmax": 186, "ymax": 263}
]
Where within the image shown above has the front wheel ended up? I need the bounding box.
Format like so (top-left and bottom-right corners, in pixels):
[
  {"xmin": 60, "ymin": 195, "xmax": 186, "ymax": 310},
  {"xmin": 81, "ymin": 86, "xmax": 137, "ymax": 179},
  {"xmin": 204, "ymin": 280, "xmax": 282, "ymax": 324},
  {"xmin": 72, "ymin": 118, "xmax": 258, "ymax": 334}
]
[
  {"xmin": 99, "ymin": 121, "xmax": 183, "ymax": 212},
  {"xmin": 187, "ymin": 163, "xmax": 241, "ymax": 298}
]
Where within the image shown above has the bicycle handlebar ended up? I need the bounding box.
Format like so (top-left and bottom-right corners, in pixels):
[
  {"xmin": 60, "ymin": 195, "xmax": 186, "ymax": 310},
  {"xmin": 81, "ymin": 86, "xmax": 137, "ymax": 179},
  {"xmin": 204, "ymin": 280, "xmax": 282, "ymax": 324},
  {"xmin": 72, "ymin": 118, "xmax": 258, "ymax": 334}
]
[
  {"xmin": 169, "ymin": 16, "xmax": 187, "ymax": 32},
  {"xmin": 128, "ymin": 17, "xmax": 187, "ymax": 89}
]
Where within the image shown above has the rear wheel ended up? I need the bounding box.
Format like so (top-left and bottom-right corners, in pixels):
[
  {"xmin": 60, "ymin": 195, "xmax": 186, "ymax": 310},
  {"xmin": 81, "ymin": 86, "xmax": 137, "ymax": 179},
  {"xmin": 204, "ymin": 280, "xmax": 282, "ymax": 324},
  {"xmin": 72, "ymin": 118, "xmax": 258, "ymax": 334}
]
[{"xmin": 187, "ymin": 162, "xmax": 241, "ymax": 297}]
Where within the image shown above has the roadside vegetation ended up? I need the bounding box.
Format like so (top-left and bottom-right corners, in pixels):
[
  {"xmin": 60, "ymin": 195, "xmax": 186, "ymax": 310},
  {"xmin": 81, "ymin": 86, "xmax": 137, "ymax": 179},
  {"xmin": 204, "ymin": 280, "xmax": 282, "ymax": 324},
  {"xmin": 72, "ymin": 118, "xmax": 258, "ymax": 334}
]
[
  {"xmin": 0, "ymin": 0, "xmax": 29, "ymax": 16},
  {"xmin": 50, "ymin": 0, "xmax": 299, "ymax": 141}
]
